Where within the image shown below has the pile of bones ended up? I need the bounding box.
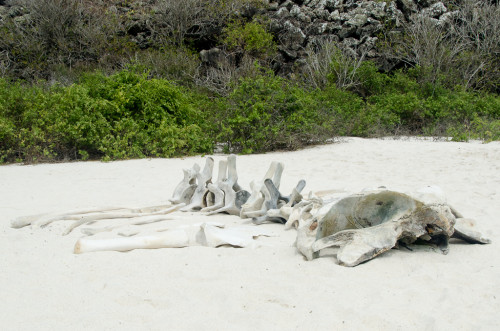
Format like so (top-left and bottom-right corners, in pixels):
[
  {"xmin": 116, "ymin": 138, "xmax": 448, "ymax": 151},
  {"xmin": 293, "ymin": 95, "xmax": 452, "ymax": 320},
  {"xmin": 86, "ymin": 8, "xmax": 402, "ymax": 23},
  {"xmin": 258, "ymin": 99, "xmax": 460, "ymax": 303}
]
[{"xmin": 11, "ymin": 155, "xmax": 490, "ymax": 267}]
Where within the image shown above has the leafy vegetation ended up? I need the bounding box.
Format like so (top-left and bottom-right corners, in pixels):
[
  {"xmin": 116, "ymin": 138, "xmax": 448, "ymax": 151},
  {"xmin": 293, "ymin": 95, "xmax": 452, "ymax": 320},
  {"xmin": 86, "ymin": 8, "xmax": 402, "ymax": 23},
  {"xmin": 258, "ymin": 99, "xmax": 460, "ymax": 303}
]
[
  {"xmin": 0, "ymin": 0, "xmax": 498, "ymax": 164},
  {"xmin": 0, "ymin": 71, "xmax": 212, "ymax": 163}
]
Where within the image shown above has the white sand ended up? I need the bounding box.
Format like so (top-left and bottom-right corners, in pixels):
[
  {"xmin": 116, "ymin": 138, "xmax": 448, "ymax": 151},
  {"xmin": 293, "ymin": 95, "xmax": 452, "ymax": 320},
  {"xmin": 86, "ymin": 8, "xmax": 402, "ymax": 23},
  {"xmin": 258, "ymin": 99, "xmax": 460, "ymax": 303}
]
[{"xmin": 1, "ymin": 137, "xmax": 499, "ymax": 330}]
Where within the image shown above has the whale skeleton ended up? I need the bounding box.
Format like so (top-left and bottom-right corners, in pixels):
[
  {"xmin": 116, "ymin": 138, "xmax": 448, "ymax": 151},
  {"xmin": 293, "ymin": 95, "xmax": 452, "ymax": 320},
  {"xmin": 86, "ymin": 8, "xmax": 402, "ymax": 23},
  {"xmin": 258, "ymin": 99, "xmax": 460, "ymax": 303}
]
[{"xmin": 10, "ymin": 157, "xmax": 489, "ymax": 265}]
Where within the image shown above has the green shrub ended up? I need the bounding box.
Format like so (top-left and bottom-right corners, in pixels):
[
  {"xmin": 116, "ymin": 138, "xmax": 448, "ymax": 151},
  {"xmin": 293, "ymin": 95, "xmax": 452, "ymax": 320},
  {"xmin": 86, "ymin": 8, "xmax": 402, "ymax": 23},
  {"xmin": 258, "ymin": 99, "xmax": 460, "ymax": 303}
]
[
  {"xmin": 223, "ymin": 20, "xmax": 277, "ymax": 58},
  {"xmin": 0, "ymin": 71, "xmax": 213, "ymax": 163},
  {"xmin": 211, "ymin": 70, "xmax": 328, "ymax": 153}
]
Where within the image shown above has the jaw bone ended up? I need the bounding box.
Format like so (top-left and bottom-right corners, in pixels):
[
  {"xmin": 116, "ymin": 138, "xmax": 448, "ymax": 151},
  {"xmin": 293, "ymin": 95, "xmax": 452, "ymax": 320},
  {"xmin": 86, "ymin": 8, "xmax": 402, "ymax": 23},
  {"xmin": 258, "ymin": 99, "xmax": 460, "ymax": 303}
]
[
  {"xmin": 74, "ymin": 222, "xmax": 272, "ymax": 254},
  {"xmin": 296, "ymin": 189, "xmax": 490, "ymax": 267}
]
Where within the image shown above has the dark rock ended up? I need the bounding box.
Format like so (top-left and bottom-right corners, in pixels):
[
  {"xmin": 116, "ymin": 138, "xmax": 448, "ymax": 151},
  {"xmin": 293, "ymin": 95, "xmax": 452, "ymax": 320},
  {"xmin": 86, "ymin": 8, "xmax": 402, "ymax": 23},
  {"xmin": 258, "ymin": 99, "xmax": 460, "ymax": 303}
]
[
  {"xmin": 338, "ymin": 24, "xmax": 357, "ymax": 39},
  {"xmin": 279, "ymin": 46, "xmax": 298, "ymax": 60},
  {"xmin": 396, "ymin": 0, "xmax": 418, "ymax": 19},
  {"xmin": 200, "ymin": 48, "xmax": 224, "ymax": 67}
]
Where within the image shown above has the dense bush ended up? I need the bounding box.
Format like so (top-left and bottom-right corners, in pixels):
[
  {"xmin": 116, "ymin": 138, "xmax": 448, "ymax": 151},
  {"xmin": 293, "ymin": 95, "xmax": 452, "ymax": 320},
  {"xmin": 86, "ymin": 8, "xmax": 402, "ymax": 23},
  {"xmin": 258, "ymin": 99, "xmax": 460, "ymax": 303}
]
[
  {"xmin": 0, "ymin": 71, "xmax": 212, "ymax": 163},
  {"xmin": 209, "ymin": 70, "xmax": 328, "ymax": 153},
  {"xmin": 223, "ymin": 20, "xmax": 277, "ymax": 59},
  {"xmin": 0, "ymin": 66, "xmax": 498, "ymax": 164}
]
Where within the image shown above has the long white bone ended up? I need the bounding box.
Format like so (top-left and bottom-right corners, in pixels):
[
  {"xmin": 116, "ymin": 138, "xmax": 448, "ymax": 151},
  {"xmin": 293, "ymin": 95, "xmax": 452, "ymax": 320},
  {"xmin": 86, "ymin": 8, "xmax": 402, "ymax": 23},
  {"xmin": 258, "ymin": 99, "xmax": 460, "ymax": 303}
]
[
  {"xmin": 80, "ymin": 215, "xmax": 174, "ymax": 236},
  {"xmin": 63, "ymin": 203, "xmax": 184, "ymax": 235},
  {"xmin": 10, "ymin": 206, "xmax": 126, "ymax": 229},
  {"xmin": 74, "ymin": 223, "xmax": 272, "ymax": 253}
]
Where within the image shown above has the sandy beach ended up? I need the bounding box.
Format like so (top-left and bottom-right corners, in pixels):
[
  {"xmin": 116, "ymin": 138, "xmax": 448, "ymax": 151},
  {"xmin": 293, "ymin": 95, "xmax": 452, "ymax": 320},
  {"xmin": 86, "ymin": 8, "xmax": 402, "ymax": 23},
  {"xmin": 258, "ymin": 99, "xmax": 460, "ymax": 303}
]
[{"xmin": 1, "ymin": 137, "xmax": 499, "ymax": 330}]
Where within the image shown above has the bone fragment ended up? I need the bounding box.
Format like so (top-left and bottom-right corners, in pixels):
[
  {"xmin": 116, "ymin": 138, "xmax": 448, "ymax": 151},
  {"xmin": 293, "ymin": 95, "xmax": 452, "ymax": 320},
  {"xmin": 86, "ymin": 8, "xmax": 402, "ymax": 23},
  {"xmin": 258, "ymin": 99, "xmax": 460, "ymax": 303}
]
[
  {"xmin": 252, "ymin": 179, "xmax": 306, "ymax": 224},
  {"xmin": 452, "ymin": 218, "xmax": 491, "ymax": 244}
]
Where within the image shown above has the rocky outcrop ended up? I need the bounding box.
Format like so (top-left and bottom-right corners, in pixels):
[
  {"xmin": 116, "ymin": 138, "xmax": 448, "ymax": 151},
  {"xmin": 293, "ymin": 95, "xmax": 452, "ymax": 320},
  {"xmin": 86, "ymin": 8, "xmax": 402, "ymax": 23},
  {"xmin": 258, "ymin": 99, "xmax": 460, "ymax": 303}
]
[
  {"xmin": 260, "ymin": 0, "xmax": 456, "ymax": 73},
  {"xmin": 0, "ymin": 0, "xmax": 460, "ymax": 76}
]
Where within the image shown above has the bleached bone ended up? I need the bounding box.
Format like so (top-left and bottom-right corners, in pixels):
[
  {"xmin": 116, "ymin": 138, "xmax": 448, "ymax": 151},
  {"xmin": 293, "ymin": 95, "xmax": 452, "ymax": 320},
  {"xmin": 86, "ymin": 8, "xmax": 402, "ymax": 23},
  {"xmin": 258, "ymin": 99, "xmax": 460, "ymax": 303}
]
[
  {"xmin": 202, "ymin": 223, "xmax": 272, "ymax": 248},
  {"xmin": 240, "ymin": 162, "xmax": 284, "ymax": 218},
  {"xmin": 285, "ymin": 199, "xmax": 320, "ymax": 230},
  {"xmin": 181, "ymin": 157, "xmax": 214, "ymax": 211},
  {"xmin": 169, "ymin": 163, "xmax": 200, "ymax": 204},
  {"xmin": 80, "ymin": 215, "xmax": 174, "ymax": 236},
  {"xmin": 63, "ymin": 203, "xmax": 184, "ymax": 235},
  {"xmin": 296, "ymin": 189, "xmax": 490, "ymax": 267},
  {"xmin": 10, "ymin": 206, "xmax": 127, "ymax": 229},
  {"xmin": 252, "ymin": 179, "xmax": 306, "ymax": 224},
  {"xmin": 279, "ymin": 179, "xmax": 306, "ymax": 206},
  {"xmin": 452, "ymin": 218, "xmax": 491, "ymax": 244},
  {"xmin": 74, "ymin": 223, "xmax": 272, "ymax": 253},
  {"xmin": 206, "ymin": 155, "xmax": 250, "ymax": 216},
  {"xmin": 75, "ymin": 229, "xmax": 192, "ymax": 253},
  {"xmin": 200, "ymin": 159, "xmax": 228, "ymax": 212}
]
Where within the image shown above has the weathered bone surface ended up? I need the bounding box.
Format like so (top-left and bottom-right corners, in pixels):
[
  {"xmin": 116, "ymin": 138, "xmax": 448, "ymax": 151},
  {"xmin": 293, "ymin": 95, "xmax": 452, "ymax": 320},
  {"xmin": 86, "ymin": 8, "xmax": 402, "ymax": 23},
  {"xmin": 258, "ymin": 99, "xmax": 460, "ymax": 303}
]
[
  {"xmin": 74, "ymin": 222, "xmax": 272, "ymax": 253},
  {"xmin": 169, "ymin": 163, "xmax": 200, "ymax": 204},
  {"xmin": 181, "ymin": 157, "xmax": 214, "ymax": 211},
  {"xmin": 62, "ymin": 204, "xmax": 184, "ymax": 236},
  {"xmin": 240, "ymin": 162, "xmax": 284, "ymax": 218},
  {"xmin": 200, "ymin": 159, "xmax": 228, "ymax": 212},
  {"xmin": 295, "ymin": 189, "xmax": 491, "ymax": 267},
  {"xmin": 252, "ymin": 179, "xmax": 306, "ymax": 225},
  {"xmin": 205, "ymin": 155, "xmax": 250, "ymax": 216}
]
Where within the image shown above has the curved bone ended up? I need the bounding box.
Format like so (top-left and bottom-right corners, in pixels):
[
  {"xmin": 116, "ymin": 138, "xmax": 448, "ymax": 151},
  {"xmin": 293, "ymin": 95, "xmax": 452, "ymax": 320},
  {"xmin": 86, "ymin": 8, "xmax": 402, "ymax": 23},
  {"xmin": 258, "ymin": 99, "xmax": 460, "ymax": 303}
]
[
  {"xmin": 285, "ymin": 201, "xmax": 316, "ymax": 230},
  {"xmin": 10, "ymin": 206, "xmax": 126, "ymax": 229},
  {"xmin": 63, "ymin": 203, "xmax": 184, "ymax": 235},
  {"xmin": 169, "ymin": 163, "xmax": 200, "ymax": 204},
  {"xmin": 181, "ymin": 157, "xmax": 214, "ymax": 211}
]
